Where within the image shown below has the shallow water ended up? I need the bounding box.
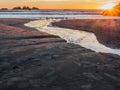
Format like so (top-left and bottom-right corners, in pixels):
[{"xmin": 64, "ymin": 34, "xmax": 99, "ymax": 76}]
[{"xmin": 25, "ymin": 19, "xmax": 120, "ymax": 56}]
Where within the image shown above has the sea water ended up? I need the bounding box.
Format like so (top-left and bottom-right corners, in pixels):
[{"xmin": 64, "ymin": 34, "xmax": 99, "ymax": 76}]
[{"xmin": 0, "ymin": 9, "xmax": 120, "ymax": 19}]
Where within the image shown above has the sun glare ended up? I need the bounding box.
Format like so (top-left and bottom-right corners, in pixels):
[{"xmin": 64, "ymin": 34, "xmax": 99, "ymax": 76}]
[{"xmin": 101, "ymin": 3, "xmax": 115, "ymax": 10}]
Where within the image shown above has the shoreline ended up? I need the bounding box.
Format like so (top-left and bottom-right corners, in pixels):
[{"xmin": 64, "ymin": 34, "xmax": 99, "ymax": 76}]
[{"xmin": 0, "ymin": 18, "xmax": 120, "ymax": 90}]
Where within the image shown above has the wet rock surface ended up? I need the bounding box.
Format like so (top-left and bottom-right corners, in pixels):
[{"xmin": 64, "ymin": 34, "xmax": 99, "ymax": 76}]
[{"xmin": 0, "ymin": 19, "xmax": 120, "ymax": 90}]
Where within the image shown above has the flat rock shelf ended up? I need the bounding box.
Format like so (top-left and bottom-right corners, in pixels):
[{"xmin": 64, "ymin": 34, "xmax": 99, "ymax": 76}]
[{"xmin": 0, "ymin": 18, "xmax": 120, "ymax": 90}]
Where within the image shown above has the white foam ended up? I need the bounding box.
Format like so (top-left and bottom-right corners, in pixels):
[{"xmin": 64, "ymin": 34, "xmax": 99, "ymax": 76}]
[
  {"xmin": 0, "ymin": 14, "xmax": 120, "ymax": 19},
  {"xmin": 25, "ymin": 19, "xmax": 120, "ymax": 56}
]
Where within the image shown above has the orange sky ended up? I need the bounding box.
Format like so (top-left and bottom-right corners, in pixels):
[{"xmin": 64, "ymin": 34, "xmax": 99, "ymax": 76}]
[{"xmin": 0, "ymin": 0, "xmax": 119, "ymax": 9}]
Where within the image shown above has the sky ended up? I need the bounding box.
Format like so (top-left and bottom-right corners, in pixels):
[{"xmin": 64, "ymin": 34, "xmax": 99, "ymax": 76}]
[{"xmin": 0, "ymin": 0, "xmax": 119, "ymax": 9}]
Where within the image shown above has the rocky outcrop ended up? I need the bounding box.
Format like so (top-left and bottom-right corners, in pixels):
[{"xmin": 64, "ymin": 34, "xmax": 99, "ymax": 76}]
[{"xmin": 12, "ymin": 6, "xmax": 39, "ymax": 10}]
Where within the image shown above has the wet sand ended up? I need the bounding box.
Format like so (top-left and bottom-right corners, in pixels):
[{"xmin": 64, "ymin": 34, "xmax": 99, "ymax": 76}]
[
  {"xmin": 53, "ymin": 19, "xmax": 120, "ymax": 48},
  {"xmin": 0, "ymin": 18, "xmax": 120, "ymax": 90}
]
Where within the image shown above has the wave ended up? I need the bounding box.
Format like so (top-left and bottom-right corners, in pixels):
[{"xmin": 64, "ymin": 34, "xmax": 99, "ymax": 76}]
[{"xmin": 0, "ymin": 10, "xmax": 100, "ymax": 15}]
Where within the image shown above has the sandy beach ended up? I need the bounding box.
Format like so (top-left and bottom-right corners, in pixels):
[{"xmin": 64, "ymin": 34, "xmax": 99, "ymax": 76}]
[{"xmin": 0, "ymin": 18, "xmax": 120, "ymax": 90}]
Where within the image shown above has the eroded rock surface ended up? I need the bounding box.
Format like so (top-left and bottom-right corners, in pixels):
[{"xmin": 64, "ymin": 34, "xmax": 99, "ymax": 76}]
[{"xmin": 0, "ymin": 19, "xmax": 120, "ymax": 90}]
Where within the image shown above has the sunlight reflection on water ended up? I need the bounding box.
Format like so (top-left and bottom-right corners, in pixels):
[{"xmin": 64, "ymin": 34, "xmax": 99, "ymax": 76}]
[{"xmin": 25, "ymin": 19, "xmax": 120, "ymax": 56}]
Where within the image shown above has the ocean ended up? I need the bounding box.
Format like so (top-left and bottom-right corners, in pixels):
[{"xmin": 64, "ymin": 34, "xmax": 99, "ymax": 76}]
[{"xmin": 0, "ymin": 9, "xmax": 120, "ymax": 19}]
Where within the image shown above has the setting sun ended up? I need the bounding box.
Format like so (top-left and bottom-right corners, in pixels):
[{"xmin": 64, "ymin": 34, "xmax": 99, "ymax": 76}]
[{"xmin": 101, "ymin": 3, "xmax": 115, "ymax": 10}]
